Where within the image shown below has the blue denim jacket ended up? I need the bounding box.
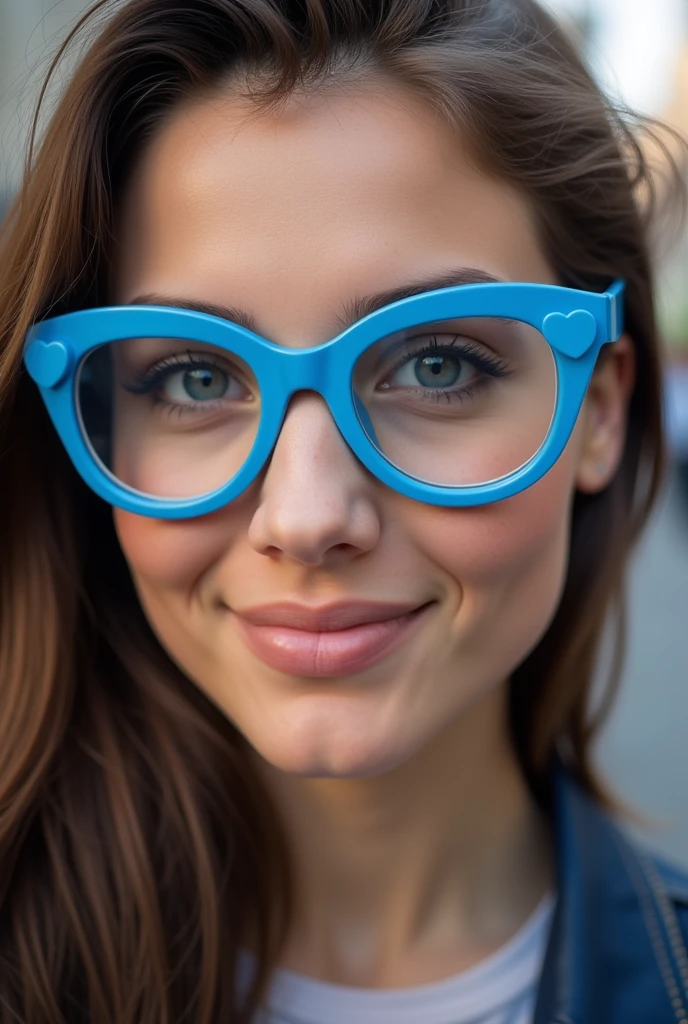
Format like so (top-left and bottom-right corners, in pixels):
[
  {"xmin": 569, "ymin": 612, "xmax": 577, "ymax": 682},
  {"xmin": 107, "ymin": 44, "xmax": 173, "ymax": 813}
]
[{"xmin": 534, "ymin": 760, "xmax": 688, "ymax": 1023}]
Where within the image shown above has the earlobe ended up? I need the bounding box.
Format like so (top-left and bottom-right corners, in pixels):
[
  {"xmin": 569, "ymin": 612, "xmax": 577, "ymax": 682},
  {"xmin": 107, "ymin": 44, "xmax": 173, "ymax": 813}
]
[{"xmin": 575, "ymin": 334, "xmax": 636, "ymax": 494}]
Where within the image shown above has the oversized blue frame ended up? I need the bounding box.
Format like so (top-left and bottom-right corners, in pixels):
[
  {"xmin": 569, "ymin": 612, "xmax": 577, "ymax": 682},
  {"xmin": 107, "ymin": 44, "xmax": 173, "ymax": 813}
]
[{"xmin": 24, "ymin": 279, "xmax": 625, "ymax": 519}]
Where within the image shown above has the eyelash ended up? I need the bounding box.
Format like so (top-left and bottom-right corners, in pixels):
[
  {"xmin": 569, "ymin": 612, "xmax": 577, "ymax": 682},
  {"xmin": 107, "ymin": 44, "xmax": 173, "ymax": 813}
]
[
  {"xmin": 119, "ymin": 337, "xmax": 512, "ymax": 415},
  {"xmin": 383, "ymin": 336, "xmax": 512, "ymax": 403},
  {"xmin": 122, "ymin": 351, "xmax": 237, "ymax": 414}
]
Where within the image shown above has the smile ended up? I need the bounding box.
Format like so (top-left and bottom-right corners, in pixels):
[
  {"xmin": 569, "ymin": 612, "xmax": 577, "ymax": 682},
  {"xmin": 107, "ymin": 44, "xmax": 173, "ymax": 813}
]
[{"xmin": 231, "ymin": 600, "xmax": 435, "ymax": 677}]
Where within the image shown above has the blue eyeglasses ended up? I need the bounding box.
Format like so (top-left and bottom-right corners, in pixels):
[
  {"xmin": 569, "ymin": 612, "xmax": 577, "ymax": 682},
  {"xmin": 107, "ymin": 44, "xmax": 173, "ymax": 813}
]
[{"xmin": 24, "ymin": 279, "xmax": 624, "ymax": 519}]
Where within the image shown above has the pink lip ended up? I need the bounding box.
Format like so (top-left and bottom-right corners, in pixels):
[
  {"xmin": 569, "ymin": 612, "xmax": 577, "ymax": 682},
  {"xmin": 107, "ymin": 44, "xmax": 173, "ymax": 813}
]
[{"xmin": 232, "ymin": 600, "xmax": 433, "ymax": 677}]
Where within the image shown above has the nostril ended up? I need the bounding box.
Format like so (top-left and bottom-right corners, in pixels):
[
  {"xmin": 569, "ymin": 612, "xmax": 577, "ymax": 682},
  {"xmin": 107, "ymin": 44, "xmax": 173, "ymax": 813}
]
[
  {"xmin": 332, "ymin": 542, "xmax": 361, "ymax": 557},
  {"xmin": 262, "ymin": 544, "xmax": 287, "ymax": 560}
]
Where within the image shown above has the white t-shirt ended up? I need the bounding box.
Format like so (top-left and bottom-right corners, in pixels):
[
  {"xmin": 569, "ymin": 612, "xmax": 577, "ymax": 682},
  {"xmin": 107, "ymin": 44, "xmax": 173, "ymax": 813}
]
[{"xmin": 237, "ymin": 891, "xmax": 555, "ymax": 1024}]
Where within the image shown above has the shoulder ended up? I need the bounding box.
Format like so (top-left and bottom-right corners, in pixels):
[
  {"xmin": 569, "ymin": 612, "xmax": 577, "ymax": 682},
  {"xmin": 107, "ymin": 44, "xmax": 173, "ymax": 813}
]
[
  {"xmin": 653, "ymin": 851, "xmax": 688, "ymax": 905},
  {"xmin": 622, "ymin": 836, "xmax": 688, "ymax": 959},
  {"xmin": 555, "ymin": 764, "xmax": 688, "ymax": 968},
  {"xmin": 548, "ymin": 764, "xmax": 688, "ymax": 1021},
  {"xmin": 542, "ymin": 765, "xmax": 688, "ymax": 1021},
  {"xmin": 650, "ymin": 847, "xmax": 688, "ymax": 927}
]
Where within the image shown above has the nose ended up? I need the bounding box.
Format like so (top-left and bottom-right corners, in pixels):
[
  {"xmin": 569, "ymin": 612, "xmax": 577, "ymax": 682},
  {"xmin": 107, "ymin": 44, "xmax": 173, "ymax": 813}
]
[{"xmin": 247, "ymin": 393, "xmax": 381, "ymax": 566}]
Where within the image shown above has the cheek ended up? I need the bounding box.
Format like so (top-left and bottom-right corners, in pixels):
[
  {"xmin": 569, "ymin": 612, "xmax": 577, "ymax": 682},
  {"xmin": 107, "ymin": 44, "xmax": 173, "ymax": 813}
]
[
  {"xmin": 416, "ymin": 453, "xmax": 575, "ymax": 637},
  {"xmin": 112, "ymin": 508, "xmax": 242, "ymax": 686},
  {"xmin": 112, "ymin": 507, "xmax": 238, "ymax": 590}
]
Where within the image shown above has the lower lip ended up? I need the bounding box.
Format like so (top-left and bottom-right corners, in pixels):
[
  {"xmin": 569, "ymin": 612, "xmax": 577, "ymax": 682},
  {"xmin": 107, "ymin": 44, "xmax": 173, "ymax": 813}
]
[{"xmin": 233, "ymin": 605, "xmax": 432, "ymax": 678}]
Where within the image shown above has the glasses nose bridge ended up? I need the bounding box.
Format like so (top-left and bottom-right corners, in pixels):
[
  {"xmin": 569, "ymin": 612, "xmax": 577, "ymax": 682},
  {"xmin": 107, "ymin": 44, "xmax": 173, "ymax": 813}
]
[{"xmin": 276, "ymin": 343, "xmax": 337, "ymax": 399}]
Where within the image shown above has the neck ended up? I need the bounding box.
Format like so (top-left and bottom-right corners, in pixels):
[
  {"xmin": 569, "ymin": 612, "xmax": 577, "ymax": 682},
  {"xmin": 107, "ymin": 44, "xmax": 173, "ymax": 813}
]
[{"xmin": 247, "ymin": 682, "xmax": 554, "ymax": 988}]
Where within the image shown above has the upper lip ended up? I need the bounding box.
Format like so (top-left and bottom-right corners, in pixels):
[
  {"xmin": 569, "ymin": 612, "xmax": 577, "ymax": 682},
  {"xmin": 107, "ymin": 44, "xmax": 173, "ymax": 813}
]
[{"xmin": 233, "ymin": 601, "xmax": 431, "ymax": 632}]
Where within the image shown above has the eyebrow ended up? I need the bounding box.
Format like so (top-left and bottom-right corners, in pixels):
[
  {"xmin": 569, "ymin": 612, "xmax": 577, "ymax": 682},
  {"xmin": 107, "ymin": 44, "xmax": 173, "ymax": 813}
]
[{"xmin": 128, "ymin": 267, "xmax": 505, "ymax": 335}]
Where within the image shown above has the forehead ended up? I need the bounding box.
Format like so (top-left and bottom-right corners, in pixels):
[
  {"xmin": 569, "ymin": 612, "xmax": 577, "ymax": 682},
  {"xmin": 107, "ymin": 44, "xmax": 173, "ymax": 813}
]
[{"xmin": 115, "ymin": 80, "xmax": 556, "ymax": 344}]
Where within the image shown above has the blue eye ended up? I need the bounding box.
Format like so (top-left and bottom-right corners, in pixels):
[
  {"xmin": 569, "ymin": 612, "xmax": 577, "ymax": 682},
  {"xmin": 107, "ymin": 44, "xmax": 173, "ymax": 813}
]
[
  {"xmin": 392, "ymin": 351, "xmax": 471, "ymax": 389},
  {"xmin": 163, "ymin": 365, "xmax": 242, "ymax": 403},
  {"xmin": 122, "ymin": 350, "xmax": 253, "ymax": 409},
  {"xmin": 379, "ymin": 335, "xmax": 511, "ymax": 402}
]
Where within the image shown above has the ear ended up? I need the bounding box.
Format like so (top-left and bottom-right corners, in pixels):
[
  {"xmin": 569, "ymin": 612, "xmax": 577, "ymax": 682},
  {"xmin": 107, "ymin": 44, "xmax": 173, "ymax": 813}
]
[{"xmin": 575, "ymin": 333, "xmax": 636, "ymax": 494}]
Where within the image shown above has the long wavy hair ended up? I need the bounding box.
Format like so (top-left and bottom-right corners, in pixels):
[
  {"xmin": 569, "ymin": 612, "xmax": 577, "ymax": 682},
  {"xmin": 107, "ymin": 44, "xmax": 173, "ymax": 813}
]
[{"xmin": 0, "ymin": 1, "xmax": 685, "ymax": 1020}]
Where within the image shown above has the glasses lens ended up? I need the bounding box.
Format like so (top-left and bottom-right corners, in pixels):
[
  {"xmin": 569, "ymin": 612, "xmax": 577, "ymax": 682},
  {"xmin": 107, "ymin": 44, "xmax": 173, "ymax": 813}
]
[
  {"xmin": 78, "ymin": 337, "xmax": 260, "ymax": 499},
  {"xmin": 352, "ymin": 316, "xmax": 556, "ymax": 487}
]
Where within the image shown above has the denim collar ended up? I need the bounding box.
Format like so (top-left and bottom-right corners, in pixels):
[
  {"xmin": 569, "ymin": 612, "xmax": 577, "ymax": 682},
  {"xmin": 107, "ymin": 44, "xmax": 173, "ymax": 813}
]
[{"xmin": 533, "ymin": 759, "xmax": 688, "ymax": 1024}]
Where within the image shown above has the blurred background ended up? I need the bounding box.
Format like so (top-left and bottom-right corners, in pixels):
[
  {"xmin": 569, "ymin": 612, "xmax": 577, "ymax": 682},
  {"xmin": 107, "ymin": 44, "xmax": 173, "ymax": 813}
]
[{"xmin": 1, "ymin": 0, "xmax": 687, "ymax": 866}]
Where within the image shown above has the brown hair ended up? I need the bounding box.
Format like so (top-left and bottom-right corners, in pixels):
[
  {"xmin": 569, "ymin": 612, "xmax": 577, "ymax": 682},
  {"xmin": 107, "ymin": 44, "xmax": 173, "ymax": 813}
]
[{"xmin": 0, "ymin": 0, "xmax": 685, "ymax": 1019}]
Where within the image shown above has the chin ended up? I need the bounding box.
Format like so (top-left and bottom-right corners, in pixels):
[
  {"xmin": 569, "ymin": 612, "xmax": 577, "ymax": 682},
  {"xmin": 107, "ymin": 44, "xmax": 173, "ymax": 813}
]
[{"xmin": 248, "ymin": 713, "xmax": 416, "ymax": 779}]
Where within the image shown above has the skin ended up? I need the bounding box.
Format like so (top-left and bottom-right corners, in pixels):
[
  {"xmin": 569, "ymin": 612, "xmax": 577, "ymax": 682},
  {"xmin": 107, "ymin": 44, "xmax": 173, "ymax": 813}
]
[{"xmin": 112, "ymin": 79, "xmax": 634, "ymax": 987}]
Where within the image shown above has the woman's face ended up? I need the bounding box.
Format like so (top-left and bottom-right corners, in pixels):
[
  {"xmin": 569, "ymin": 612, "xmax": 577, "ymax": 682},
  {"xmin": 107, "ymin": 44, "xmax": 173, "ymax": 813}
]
[{"xmin": 113, "ymin": 80, "xmax": 627, "ymax": 777}]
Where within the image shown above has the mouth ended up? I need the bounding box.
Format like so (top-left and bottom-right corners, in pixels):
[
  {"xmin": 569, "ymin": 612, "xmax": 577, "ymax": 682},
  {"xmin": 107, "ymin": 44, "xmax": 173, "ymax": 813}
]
[{"xmin": 231, "ymin": 600, "xmax": 435, "ymax": 678}]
